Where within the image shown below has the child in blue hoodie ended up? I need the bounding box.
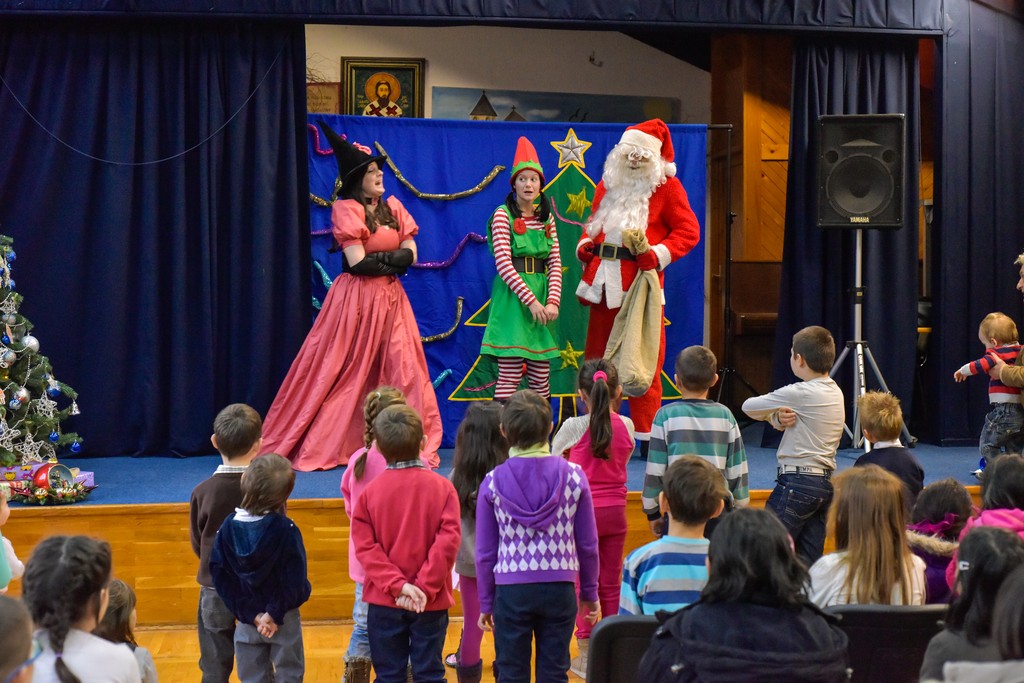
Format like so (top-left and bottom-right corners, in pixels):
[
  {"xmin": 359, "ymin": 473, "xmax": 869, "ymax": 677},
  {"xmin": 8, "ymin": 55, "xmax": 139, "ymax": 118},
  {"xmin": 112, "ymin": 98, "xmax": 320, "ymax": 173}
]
[
  {"xmin": 476, "ymin": 389, "xmax": 600, "ymax": 683},
  {"xmin": 210, "ymin": 453, "xmax": 312, "ymax": 682}
]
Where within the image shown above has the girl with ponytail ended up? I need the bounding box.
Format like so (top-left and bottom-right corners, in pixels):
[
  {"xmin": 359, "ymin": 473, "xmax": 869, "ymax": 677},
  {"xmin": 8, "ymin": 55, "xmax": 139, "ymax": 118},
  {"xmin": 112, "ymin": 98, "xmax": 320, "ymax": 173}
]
[
  {"xmin": 22, "ymin": 535, "xmax": 140, "ymax": 683},
  {"xmin": 551, "ymin": 358, "xmax": 635, "ymax": 677}
]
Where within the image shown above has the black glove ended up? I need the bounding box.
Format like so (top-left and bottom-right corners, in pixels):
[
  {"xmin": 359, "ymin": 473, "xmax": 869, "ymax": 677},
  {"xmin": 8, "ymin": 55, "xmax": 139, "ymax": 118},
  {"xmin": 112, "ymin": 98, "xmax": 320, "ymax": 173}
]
[
  {"xmin": 376, "ymin": 248, "xmax": 414, "ymax": 269},
  {"xmin": 346, "ymin": 253, "xmax": 404, "ymax": 276}
]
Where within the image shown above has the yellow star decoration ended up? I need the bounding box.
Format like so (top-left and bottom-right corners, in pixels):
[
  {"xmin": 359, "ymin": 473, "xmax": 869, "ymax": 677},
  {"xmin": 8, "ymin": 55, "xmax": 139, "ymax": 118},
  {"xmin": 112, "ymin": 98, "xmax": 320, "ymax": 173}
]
[
  {"xmin": 550, "ymin": 128, "xmax": 592, "ymax": 169},
  {"xmin": 559, "ymin": 340, "xmax": 585, "ymax": 370},
  {"xmin": 566, "ymin": 187, "xmax": 592, "ymax": 219}
]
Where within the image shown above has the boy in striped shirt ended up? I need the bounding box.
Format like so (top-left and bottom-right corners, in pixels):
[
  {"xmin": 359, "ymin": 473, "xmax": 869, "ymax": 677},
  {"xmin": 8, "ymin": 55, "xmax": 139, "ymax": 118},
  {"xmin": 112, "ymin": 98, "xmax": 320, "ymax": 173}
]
[
  {"xmin": 954, "ymin": 311, "xmax": 1024, "ymax": 474},
  {"xmin": 642, "ymin": 346, "xmax": 749, "ymax": 536},
  {"xmin": 620, "ymin": 456, "xmax": 727, "ymax": 615}
]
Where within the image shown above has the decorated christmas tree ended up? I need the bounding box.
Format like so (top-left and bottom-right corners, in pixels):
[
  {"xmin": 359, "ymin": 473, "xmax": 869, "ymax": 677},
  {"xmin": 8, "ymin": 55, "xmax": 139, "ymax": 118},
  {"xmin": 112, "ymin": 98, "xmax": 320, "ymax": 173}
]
[{"xmin": 0, "ymin": 234, "xmax": 82, "ymax": 468}]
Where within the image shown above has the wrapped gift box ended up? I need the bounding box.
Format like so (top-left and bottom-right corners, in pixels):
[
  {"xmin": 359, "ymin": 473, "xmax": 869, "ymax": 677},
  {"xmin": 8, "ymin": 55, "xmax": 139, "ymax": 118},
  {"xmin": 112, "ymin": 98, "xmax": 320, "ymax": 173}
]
[{"xmin": 1, "ymin": 463, "xmax": 45, "ymax": 482}]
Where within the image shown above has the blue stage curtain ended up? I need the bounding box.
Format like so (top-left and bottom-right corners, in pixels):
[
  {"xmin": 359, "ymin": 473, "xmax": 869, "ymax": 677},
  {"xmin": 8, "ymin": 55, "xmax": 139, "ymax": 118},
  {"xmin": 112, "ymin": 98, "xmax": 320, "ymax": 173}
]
[
  {"xmin": 0, "ymin": 18, "xmax": 310, "ymax": 457},
  {"xmin": 769, "ymin": 37, "xmax": 920, "ymax": 442},
  {"xmin": 930, "ymin": 2, "xmax": 1024, "ymax": 445}
]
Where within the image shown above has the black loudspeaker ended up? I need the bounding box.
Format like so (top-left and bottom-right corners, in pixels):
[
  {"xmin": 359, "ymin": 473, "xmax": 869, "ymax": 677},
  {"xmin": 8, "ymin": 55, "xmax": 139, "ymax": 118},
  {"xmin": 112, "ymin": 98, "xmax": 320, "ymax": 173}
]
[{"xmin": 817, "ymin": 114, "xmax": 905, "ymax": 229}]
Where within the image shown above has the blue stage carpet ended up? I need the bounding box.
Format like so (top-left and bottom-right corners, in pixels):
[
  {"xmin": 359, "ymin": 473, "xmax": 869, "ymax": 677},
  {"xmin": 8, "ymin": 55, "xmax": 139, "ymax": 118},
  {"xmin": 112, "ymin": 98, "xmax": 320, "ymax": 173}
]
[{"xmin": 18, "ymin": 424, "xmax": 981, "ymax": 507}]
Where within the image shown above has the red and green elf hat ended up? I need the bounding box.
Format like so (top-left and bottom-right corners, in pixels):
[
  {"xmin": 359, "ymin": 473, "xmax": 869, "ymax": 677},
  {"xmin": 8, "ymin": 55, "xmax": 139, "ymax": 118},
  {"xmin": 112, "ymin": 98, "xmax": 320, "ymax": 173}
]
[{"xmin": 510, "ymin": 136, "xmax": 545, "ymax": 186}]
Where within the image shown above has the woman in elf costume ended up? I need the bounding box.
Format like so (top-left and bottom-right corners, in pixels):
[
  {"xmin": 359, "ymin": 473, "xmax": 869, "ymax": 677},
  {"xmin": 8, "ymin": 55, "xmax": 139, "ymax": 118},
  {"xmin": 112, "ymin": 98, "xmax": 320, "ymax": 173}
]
[{"xmin": 481, "ymin": 137, "xmax": 562, "ymax": 402}]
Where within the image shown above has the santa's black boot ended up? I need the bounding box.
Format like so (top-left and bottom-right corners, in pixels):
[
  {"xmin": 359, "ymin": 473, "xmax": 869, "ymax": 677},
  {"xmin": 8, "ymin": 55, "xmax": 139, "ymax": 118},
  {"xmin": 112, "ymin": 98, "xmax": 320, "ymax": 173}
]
[{"xmin": 638, "ymin": 440, "xmax": 650, "ymax": 460}]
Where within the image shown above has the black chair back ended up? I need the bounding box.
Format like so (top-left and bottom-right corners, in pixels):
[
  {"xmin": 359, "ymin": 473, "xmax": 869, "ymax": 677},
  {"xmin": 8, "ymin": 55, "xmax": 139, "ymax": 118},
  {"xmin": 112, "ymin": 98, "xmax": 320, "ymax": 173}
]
[
  {"xmin": 826, "ymin": 603, "xmax": 946, "ymax": 683},
  {"xmin": 586, "ymin": 614, "xmax": 660, "ymax": 683}
]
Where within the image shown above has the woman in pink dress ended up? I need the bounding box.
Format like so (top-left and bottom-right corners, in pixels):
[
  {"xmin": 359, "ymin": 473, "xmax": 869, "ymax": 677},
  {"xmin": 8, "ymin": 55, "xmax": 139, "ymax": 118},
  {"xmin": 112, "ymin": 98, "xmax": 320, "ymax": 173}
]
[{"xmin": 261, "ymin": 122, "xmax": 442, "ymax": 470}]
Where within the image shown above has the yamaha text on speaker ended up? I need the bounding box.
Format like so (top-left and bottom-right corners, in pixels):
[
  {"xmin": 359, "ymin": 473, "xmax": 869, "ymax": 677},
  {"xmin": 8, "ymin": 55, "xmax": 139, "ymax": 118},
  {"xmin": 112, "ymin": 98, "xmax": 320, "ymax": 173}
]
[{"xmin": 817, "ymin": 113, "xmax": 905, "ymax": 229}]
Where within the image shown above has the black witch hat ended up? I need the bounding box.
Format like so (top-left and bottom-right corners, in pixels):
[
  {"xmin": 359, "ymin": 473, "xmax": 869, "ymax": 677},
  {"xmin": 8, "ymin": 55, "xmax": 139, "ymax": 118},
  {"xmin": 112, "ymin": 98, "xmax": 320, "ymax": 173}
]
[{"xmin": 318, "ymin": 121, "xmax": 387, "ymax": 200}]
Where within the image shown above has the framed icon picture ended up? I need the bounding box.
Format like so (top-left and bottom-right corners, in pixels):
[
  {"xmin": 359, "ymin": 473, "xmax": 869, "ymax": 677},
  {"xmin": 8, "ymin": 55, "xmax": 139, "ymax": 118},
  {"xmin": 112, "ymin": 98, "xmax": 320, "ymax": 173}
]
[{"xmin": 341, "ymin": 57, "xmax": 426, "ymax": 118}]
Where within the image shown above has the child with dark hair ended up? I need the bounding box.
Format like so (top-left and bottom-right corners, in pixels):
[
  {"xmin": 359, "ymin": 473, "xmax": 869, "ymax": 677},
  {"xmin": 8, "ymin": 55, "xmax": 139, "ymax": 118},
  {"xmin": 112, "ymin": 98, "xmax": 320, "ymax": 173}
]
[
  {"xmin": 743, "ymin": 325, "xmax": 845, "ymax": 564},
  {"xmin": 94, "ymin": 579, "xmax": 158, "ymax": 683},
  {"xmin": 937, "ymin": 565, "xmax": 1024, "ymax": 681},
  {"xmin": 189, "ymin": 402, "xmax": 262, "ymax": 682},
  {"xmin": 22, "ymin": 535, "xmax": 141, "ymax": 683},
  {"xmin": 351, "ymin": 404, "xmax": 461, "ymax": 683},
  {"xmin": 339, "ymin": 386, "xmax": 407, "ymax": 683},
  {"xmin": 477, "ymin": 389, "xmax": 599, "ymax": 683},
  {"xmin": 551, "ymin": 358, "xmax": 635, "ymax": 677},
  {"xmin": 907, "ymin": 478, "xmax": 973, "ymax": 604},
  {"xmin": 919, "ymin": 527, "xmax": 1024, "ymax": 680},
  {"xmin": 946, "ymin": 453, "xmax": 1024, "ymax": 591},
  {"xmin": 0, "ymin": 593, "xmax": 39, "ymax": 683},
  {"xmin": 643, "ymin": 345, "xmax": 748, "ymax": 538},
  {"xmin": 638, "ymin": 508, "xmax": 849, "ymax": 683},
  {"xmin": 445, "ymin": 402, "xmax": 508, "ymax": 682},
  {"xmin": 211, "ymin": 453, "xmax": 311, "ymax": 683},
  {"xmin": 621, "ymin": 456, "xmax": 727, "ymax": 616}
]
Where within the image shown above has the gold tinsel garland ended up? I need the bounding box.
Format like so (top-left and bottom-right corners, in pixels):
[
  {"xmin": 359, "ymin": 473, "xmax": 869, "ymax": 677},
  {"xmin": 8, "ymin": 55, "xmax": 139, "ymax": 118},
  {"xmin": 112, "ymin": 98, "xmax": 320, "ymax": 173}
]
[{"xmin": 421, "ymin": 296, "xmax": 464, "ymax": 343}]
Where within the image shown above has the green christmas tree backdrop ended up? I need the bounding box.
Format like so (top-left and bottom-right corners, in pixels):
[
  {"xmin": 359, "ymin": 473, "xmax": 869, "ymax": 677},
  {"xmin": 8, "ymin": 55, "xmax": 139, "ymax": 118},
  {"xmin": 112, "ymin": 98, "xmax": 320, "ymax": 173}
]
[
  {"xmin": 448, "ymin": 129, "xmax": 680, "ymax": 422},
  {"xmin": 0, "ymin": 235, "xmax": 82, "ymax": 468}
]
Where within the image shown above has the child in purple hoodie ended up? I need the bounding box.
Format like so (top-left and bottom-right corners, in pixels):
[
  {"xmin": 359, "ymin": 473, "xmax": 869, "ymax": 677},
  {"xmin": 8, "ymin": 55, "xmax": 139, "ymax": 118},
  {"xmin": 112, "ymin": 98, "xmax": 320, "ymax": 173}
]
[{"xmin": 477, "ymin": 390, "xmax": 600, "ymax": 683}]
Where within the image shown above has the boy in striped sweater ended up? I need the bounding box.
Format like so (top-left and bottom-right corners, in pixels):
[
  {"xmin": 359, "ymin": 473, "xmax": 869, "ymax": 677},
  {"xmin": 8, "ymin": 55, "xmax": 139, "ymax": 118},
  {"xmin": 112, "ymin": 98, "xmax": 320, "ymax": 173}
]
[
  {"xmin": 642, "ymin": 346, "xmax": 749, "ymax": 537},
  {"xmin": 620, "ymin": 456, "xmax": 727, "ymax": 615},
  {"xmin": 955, "ymin": 311, "xmax": 1024, "ymax": 475}
]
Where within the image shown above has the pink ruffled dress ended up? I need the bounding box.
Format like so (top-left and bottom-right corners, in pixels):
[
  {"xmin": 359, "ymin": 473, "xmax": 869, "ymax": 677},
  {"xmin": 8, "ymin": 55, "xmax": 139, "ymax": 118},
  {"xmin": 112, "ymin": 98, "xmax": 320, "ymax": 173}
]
[{"xmin": 261, "ymin": 196, "xmax": 442, "ymax": 471}]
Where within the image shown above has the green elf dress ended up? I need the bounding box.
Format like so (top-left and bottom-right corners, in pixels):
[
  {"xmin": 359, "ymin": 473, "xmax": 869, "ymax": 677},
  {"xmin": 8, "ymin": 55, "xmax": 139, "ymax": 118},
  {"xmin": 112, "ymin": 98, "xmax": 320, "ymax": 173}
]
[{"xmin": 479, "ymin": 201, "xmax": 562, "ymax": 361}]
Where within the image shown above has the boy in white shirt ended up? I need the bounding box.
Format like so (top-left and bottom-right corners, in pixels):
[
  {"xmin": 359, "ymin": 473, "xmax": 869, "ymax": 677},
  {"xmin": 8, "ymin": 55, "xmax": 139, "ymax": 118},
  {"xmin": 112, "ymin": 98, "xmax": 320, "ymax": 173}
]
[{"xmin": 742, "ymin": 325, "xmax": 845, "ymax": 563}]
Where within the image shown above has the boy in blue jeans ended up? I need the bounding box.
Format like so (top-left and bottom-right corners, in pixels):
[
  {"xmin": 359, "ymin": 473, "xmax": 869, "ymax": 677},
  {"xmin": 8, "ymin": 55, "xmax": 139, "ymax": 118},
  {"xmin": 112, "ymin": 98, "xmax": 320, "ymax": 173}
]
[
  {"xmin": 351, "ymin": 405, "xmax": 461, "ymax": 683},
  {"xmin": 742, "ymin": 325, "xmax": 844, "ymax": 563},
  {"xmin": 954, "ymin": 311, "xmax": 1024, "ymax": 477}
]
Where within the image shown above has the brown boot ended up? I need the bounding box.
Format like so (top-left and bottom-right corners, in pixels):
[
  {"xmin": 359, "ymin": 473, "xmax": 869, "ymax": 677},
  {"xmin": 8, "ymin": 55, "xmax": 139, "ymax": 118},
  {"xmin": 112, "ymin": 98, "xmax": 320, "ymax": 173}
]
[
  {"xmin": 456, "ymin": 660, "xmax": 483, "ymax": 683},
  {"xmin": 343, "ymin": 656, "xmax": 371, "ymax": 683}
]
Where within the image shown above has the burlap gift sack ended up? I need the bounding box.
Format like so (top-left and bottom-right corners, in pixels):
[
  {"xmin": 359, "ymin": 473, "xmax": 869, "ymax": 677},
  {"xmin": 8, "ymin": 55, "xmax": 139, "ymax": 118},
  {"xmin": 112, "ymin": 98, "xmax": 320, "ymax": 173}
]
[{"xmin": 603, "ymin": 269, "xmax": 662, "ymax": 397}]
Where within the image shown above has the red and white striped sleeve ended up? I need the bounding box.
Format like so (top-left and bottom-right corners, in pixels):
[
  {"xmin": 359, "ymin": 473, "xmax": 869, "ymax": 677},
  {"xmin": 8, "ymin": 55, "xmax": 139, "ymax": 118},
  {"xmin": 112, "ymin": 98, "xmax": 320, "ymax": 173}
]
[
  {"xmin": 546, "ymin": 219, "xmax": 562, "ymax": 306},
  {"xmin": 491, "ymin": 210, "xmax": 538, "ymax": 307}
]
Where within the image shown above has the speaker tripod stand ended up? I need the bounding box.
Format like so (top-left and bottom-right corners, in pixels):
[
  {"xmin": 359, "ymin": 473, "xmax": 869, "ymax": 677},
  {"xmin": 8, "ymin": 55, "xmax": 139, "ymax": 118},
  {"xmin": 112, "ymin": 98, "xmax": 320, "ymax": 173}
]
[{"xmin": 830, "ymin": 229, "xmax": 916, "ymax": 451}]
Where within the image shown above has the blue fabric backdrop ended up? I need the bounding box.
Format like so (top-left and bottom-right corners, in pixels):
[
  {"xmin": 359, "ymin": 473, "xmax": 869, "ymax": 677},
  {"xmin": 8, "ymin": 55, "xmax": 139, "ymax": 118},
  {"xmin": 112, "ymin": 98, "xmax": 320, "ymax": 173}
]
[{"xmin": 306, "ymin": 116, "xmax": 706, "ymax": 446}]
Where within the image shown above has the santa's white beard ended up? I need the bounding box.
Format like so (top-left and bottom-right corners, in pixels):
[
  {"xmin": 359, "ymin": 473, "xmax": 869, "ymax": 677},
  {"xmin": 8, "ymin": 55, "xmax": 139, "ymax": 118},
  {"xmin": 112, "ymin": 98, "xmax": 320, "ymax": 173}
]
[{"xmin": 588, "ymin": 150, "xmax": 666, "ymax": 241}]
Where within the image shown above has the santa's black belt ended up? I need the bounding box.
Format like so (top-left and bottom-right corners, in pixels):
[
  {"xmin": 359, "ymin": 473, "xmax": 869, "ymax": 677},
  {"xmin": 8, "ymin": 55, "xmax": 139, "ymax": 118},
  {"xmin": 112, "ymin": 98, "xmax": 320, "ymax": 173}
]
[
  {"xmin": 596, "ymin": 244, "xmax": 636, "ymax": 261},
  {"xmin": 512, "ymin": 256, "xmax": 547, "ymax": 274}
]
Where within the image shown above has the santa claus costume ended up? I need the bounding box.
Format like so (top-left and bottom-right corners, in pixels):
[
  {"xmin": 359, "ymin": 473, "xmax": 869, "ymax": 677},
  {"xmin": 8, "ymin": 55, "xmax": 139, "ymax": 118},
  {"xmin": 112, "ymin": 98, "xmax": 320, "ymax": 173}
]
[
  {"xmin": 481, "ymin": 136, "xmax": 562, "ymax": 401},
  {"xmin": 576, "ymin": 119, "xmax": 701, "ymax": 448}
]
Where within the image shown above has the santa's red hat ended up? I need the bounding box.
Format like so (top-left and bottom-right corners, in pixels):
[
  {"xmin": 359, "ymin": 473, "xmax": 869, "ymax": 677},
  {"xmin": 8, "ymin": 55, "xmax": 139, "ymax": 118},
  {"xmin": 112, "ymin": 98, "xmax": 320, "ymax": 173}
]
[{"xmin": 618, "ymin": 119, "xmax": 676, "ymax": 177}]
